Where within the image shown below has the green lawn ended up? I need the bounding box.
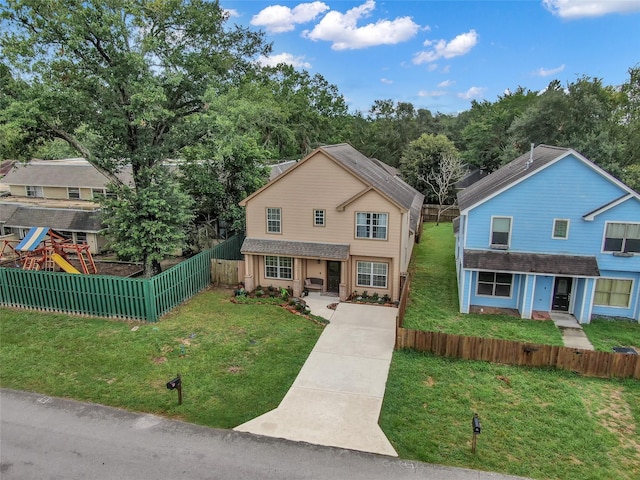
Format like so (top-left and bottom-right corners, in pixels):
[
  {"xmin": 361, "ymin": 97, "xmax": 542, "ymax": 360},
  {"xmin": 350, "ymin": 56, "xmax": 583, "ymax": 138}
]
[
  {"xmin": 380, "ymin": 350, "xmax": 640, "ymax": 480},
  {"xmin": 0, "ymin": 288, "xmax": 323, "ymax": 428},
  {"xmin": 583, "ymin": 318, "xmax": 640, "ymax": 352},
  {"xmin": 403, "ymin": 223, "xmax": 564, "ymax": 345}
]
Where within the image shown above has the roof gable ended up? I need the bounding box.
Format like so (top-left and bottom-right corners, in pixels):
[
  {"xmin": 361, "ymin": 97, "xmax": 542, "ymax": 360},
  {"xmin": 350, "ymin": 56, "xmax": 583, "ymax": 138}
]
[
  {"xmin": 457, "ymin": 145, "xmax": 640, "ymax": 213},
  {"xmin": 240, "ymin": 143, "xmax": 425, "ymax": 231}
]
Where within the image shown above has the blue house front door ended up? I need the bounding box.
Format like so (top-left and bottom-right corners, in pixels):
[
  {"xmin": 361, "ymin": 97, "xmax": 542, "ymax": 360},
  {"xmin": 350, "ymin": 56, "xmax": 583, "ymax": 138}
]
[{"xmin": 553, "ymin": 277, "xmax": 572, "ymax": 311}]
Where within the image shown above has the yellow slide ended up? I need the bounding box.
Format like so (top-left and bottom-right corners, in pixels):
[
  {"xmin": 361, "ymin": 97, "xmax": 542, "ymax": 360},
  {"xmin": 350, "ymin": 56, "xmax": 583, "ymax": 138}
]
[{"xmin": 51, "ymin": 253, "xmax": 80, "ymax": 274}]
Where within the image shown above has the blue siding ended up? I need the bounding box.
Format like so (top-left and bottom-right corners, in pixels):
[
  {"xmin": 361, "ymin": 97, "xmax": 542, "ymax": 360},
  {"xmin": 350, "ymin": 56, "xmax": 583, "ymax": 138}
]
[
  {"xmin": 465, "ymin": 155, "xmax": 631, "ymax": 255},
  {"xmin": 533, "ymin": 275, "xmax": 554, "ymax": 311},
  {"xmin": 457, "ymin": 152, "xmax": 640, "ymax": 323},
  {"xmin": 468, "ymin": 271, "xmax": 521, "ymax": 309},
  {"xmin": 591, "ymin": 270, "xmax": 640, "ymax": 320}
]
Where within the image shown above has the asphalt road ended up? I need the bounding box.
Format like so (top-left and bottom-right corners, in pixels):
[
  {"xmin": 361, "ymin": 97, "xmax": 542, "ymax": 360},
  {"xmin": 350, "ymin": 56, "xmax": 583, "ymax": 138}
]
[{"xmin": 0, "ymin": 389, "xmax": 529, "ymax": 480}]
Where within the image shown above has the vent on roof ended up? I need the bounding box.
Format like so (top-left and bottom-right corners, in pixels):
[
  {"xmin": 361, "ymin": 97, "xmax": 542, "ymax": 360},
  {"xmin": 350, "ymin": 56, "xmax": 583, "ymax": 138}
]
[{"xmin": 525, "ymin": 143, "xmax": 535, "ymax": 169}]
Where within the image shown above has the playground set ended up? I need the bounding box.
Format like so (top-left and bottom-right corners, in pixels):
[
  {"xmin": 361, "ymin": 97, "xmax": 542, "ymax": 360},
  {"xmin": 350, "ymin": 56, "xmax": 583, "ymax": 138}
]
[{"xmin": 0, "ymin": 227, "xmax": 97, "ymax": 274}]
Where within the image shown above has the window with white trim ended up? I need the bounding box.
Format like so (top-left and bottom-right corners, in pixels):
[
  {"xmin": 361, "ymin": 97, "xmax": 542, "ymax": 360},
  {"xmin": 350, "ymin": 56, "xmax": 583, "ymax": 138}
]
[
  {"xmin": 357, "ymin": 261, "xmax": 388, "ymax": 288},
  {"xmin": 76, "ymin": 232, "xmax": 88, "ymax": 243},
  {"xmin": 356, "ymin": 212, "xmax": 387, "ymax": 240},
  {"xmin": 314, "ymin": 209, "xmax": 325, "ymax": 226},
  {"xmin": 264, "ymin": 256, "xmax": 292, "ymax": 279},
  {"xmin": 26, "ymin": 186, "xmax": 43, "ymax": 198},
  {"xmin": 266, "ymin": 208, "xmax": 281, "ymax": 234},
  {"xmin": 68, "ymin": 187, "xmax": 81, "ymax": 199},
  {"xmin": 477, "ymin": 272, "xmax": 513, "ymax": 297},
  {"xmin": 491, "ymin": 217, "xmax": 511, "ymax": 247},
  {"xmin": 603, "ymin": 223, "xmax": 640, "ymax": 253},
  {"xmin": 552, "ymin": 219, "xmax": 569, "ymax": 239},
  {"xmin": 594, "ymin": 278, "xmax": 632, "ymax": 308}
]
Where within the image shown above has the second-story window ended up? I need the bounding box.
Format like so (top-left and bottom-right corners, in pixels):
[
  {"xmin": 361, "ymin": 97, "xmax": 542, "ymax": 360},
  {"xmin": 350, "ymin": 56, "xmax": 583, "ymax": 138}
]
[
  {"xmin": 491, "ymin": 217, "xmax": 511, "ymax": 247},
  {"xmin": 266, "ymin": 207, "xmax": 281, "ymax": 234},
  {"xmin": 68, "ymin": 187, "xmax": 81, "ymax": 199},
  {"xmin": 356, "ymin": 212, "xmax": 387, "ymax": 240},
  {"xmin": 604, "ymin": 223, "xmax": 640, "ymax": 253},
  {"xmin": 314, "ymin": 209, "xmax": 325, "ymax": 226},
  {"xmin": 552, "ymin": 219, "xmax": 570, "ymax": 239},
  {"xmin": 26, "ymin": 186, "xmax": 43, "ymax": 198}
]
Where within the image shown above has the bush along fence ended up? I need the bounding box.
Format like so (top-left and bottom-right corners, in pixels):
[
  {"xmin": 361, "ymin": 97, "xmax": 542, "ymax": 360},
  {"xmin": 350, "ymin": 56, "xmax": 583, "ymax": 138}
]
[
  {"xmin": 0, "ymin": 234, "xmax": 245, "ymax": 322},
  {"xmin": 396, "ymin": 328, "xmax": 640, "ymax": 380}
]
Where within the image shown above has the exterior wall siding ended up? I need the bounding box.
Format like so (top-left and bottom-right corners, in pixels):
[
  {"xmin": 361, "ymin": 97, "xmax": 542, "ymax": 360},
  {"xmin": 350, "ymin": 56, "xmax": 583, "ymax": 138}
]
[{"xmin": 243, "ymin": 151, "xmax": 409, "ymax": 301}]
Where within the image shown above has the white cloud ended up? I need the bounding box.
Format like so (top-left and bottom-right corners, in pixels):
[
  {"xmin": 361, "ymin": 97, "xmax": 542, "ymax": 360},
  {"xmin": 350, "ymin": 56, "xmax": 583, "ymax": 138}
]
[
  {"xmin": 542, "ymin": 0, "xmax": 640, "ymax": 18},
  {"xmin": 251, "ymin": 2, "xmax": 329, "ymax": 33},
  {"xmin": 418, "ymin": 90, "xmax": 447, "ymax": 97},
  {"xmin": 380, "ymin": 78, "xmax": 393, "ymax": 84},
  {"xmin": 303, "ymin": 0, "xmax": 420, "ymax": 50},
  {"xmin": 224, "ymin": 8, "xmax": 240, "ymax": 18},
  {"xmin": 534, "ymin": 64, "xmax": 566, "ymax": 77},
  {"xmin": 457, "ymin": 86, "xmax": 486, "ymax": 100},
  {"xmin": 438, "ymin": 80, "xmax": 455, "ymax": 88},
  {"xmin": 413, "ymin": 30, "xmax": 478, "ymax": 64},
  {"xmin": 257, "ymin": 52, "xmax": 312, "ymax": 69}
]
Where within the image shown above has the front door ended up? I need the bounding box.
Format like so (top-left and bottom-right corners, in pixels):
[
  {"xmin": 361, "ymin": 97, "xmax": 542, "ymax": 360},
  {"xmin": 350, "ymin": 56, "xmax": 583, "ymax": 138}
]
[
  {"xmin": 552, "ymin": 277, "xmax": 572, "ymax": 311},
  {"xmin": 327, "ymin": 261, "xmax": 340, "ymax": 293}
]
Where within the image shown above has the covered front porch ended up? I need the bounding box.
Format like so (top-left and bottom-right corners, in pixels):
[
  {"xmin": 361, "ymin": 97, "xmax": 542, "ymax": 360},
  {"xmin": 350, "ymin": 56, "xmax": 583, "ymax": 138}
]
[
  {"xmin": 241, "ymin": 238, "xmax": 351, "ymax": 300},
  {"xmin": 460, "ymin": 249, "xmax": 601, "ymax": 323}
]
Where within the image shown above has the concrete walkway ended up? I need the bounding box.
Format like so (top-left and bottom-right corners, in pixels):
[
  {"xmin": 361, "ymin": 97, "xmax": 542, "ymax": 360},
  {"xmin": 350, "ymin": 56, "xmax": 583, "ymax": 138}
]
[
  {"xmin": 549, "ymin": 312, "xmax": 594, "ymax": 350},
  {"xmin": 235, "ymin": 297, "xmax": 398, "ymax": 456}
]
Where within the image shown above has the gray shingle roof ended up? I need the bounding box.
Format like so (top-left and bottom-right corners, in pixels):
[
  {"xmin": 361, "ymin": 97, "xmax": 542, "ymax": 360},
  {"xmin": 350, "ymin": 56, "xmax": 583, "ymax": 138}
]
[
  {"xmin": 320, "ymin": 144, "xmax": 425, "ymax": 232},
  {"xmin": 3, "ymin": 206, "xmax": 103, "ymax": 232},
  {"xmin": 0, "ymin": 204, "xmax": 19, "ymax": 223},
  {"xmin": 463, "ymin": 249, "xmax": 600, "ymax": 276},
  {"xmin": 241, "ymin": 238, "xmax": 350, "ymax": 260},
  {"xmin": 457, "ymin": 145, "xmax": 571, "ymax": 212},
  {"xmin": 1, "ymin": 159, "xmax": 133, "ymax": 188}
]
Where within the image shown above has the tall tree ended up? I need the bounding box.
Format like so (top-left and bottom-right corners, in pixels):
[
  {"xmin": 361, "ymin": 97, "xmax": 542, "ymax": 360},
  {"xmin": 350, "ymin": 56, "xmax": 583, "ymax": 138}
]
[
  {"xmin": 399, "ymin": 133, "xmax": 459, "ymax": 202},
  {"xmin": 462, "ymin": 87, "xmax": 538, "ymax": 171},
  {"xmin": 0, "ymin": 0, "xmax": 270, "ymax": 275}
]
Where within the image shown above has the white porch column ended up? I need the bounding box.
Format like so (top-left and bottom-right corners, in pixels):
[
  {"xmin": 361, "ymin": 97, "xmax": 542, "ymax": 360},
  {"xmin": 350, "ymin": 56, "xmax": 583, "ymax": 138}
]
[
  {"xmin": 292, "ymin": 257, "xmax": 303, "ymax": 298},
  {"xmin": 339, "ymin": 260, "xmax": 348, "ymax": 301},
  {"xmin": 243, "ymin": 253, "xmax": 255, "ymax": 292}
]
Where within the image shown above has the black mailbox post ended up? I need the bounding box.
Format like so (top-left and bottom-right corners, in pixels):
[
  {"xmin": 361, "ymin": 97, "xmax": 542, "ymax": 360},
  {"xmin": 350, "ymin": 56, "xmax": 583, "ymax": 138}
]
[
  {"xmin": 167, "ymin": 373, "xmax": 182, "ymax": 405},
  {"xmin": 472, "ymin": 413, "xmax": 481, "ymax": 453}
]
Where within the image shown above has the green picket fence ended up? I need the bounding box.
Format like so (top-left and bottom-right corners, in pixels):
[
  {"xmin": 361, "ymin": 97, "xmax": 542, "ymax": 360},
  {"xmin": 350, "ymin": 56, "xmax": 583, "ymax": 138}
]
[{"xmin": 0, "ymin": 234, "xmax": 244, "ymax": 322}]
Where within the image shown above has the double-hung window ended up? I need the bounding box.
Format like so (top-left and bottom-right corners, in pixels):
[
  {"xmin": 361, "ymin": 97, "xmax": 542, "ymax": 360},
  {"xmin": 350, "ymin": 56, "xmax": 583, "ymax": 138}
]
[
  {"xmin": 68, "ymin": 187, "xmax": 81, "ymax": 199},
  {"xmin": 264, "ymin": 256, "xmax": 292, "ymax": 280},
  {"xmin": 26, "ymin": 186, "xmax": 43, "ymax": 198},
  {"xmin": 552, "ymin": 219, "xmax": 570, "ymax": 239},
  {"xmin": 477, "ymin": 272, "xmax": 513, "ymax": 297},
  {"xmin": 266, "ymin": 208, "xmax": 281, "ymax": 234},
  {"xmin": 594, "ymin": 278, "xmax": 632, "ymax": 308},
  {"xmin": 357, "ymin": 261, "xmax": 388, "ymax": 288},
  {"xmin": 356, "ymin": 212, "xmax": 387, "ymax": 240},
  {"xmin": 491, "ymin": 217, "xmax": 511, "ymax": 247},
  {"xmin": 314, "ymin": 209, "xmax": 325, "ymax": 226},
  {"xmin": 603, "ymin": 223, "xmax": 640, "ymax": 254}
]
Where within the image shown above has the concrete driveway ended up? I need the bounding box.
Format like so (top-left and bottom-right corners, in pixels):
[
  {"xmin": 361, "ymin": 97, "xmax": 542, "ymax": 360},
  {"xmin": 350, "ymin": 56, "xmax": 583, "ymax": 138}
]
[{"xmin": 235, "ymin": 300, "xmax": 398, "ymax": 456}]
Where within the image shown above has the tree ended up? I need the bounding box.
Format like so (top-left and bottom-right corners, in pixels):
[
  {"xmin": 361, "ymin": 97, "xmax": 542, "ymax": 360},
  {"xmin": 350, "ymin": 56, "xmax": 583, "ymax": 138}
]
[
  {"xmin": 0, "ymin": 0, "xmax": 270, "ymax": 276},
  {"xmin": 462, "ymin": 87, "xmax": 538, "ymax": 171},
  {"xmin": 423, "ymin": 154, "xmax": 465, "ymax": 224},
  {"xmin": 399, "ymin": 133, "xmax": 459, "ymax": 202}
]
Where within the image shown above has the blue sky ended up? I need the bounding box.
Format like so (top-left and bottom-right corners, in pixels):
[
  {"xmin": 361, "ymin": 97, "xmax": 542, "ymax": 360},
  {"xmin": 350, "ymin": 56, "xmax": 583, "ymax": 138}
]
[{"xmin": 221, "ymin": 0, "xmax": 640, "ymax": 114}]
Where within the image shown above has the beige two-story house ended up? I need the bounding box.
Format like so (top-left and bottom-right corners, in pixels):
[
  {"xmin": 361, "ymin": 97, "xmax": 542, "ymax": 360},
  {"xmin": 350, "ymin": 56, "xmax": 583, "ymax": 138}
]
[{"xmin": 239, "ymin": 144, "xmax": 424, "ymax": 301}]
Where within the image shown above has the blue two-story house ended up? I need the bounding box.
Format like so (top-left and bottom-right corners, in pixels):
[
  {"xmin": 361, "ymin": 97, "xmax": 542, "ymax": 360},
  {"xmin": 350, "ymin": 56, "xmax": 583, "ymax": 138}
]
[{"xmin": 455, "ymin": 144, "xmax": 640, "ymax": 323}]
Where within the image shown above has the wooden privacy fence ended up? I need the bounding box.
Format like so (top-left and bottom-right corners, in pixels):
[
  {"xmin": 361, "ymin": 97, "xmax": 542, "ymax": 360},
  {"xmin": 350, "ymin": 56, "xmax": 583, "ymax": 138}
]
[
  {"xmin": 396, "ymin": 328, "xmax": 640, "ymax": 380},
  {"xmin": 0, "ymin": 234, "xmax": 244, "ymax": 322},
  {"xmin": 422, "ymin": 204, "xmax": 460, "ymax": 223}
]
